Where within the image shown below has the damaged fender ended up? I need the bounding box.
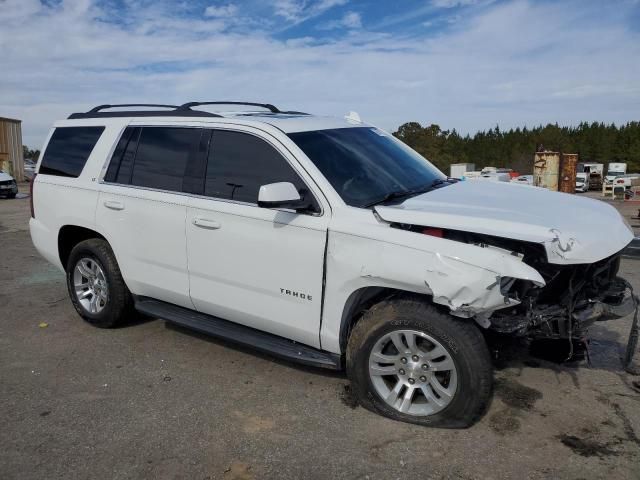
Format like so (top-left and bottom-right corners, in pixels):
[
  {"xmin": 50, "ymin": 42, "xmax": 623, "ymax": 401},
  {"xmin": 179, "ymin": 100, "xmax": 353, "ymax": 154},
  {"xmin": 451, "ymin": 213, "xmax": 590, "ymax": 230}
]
[{"xmin": 320, "ymin": 224, "xmax": 545, "ymax": 353}]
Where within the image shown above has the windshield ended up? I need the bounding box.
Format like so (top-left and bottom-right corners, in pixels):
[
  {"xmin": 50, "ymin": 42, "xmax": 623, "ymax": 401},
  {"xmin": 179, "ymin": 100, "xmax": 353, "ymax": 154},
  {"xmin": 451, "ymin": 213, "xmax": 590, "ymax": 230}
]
[
  {"xmin": 608, "ymin": 171, "xmax": 624, "ymax": 176},
  {"xmin": 289, "ymin": 127, "xmax": 446, "ymax": 208}
]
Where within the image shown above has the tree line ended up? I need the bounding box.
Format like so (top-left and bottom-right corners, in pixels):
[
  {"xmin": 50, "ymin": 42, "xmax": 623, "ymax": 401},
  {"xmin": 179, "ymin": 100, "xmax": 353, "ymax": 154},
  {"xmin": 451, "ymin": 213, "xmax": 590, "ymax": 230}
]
[
  {"xmin": 393, "ymin": 121, "xmax": 640, "ymax": 175},
  {"xmin": 23, "ymin": 146, "xmax": 40, "ymax": 162}
]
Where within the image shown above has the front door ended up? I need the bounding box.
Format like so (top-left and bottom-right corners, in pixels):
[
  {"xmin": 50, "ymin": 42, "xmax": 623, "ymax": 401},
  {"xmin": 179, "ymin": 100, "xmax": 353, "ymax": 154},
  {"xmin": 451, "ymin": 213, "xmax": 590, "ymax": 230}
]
[{"xmin": 186, "ymin": 127, "xmax": 329, "ymax": 347}]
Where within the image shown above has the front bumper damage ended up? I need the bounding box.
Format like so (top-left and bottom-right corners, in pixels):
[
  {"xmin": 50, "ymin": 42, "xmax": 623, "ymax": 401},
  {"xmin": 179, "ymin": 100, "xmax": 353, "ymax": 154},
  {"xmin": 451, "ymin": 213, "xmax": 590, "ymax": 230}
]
[
  {"xmin": 486, "ymin": 251, "xmax": 639, "ymax": 366},
  {"xmin": 490, "ymin": 279, "xmax": 635, "ymax": 338}
]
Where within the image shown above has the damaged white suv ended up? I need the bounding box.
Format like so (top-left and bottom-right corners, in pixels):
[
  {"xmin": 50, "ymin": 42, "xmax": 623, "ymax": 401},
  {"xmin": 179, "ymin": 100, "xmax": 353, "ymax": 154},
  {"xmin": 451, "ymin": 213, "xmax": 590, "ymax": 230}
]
[{"xmin": 30, "ymin": 102, "xmax": 636, "ymax": 428}]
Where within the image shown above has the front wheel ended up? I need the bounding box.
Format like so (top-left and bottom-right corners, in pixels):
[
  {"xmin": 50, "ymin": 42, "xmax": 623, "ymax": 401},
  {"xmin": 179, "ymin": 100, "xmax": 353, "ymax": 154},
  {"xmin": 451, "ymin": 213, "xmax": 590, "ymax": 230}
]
[{"xmin": 346, "ymin": 296, "xmax": 492, "ymax": 428}]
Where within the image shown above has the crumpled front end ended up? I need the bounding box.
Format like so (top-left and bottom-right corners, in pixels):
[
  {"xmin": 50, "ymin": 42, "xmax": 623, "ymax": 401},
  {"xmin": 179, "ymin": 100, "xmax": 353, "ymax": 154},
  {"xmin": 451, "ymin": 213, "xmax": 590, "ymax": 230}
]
[
  {"xmin": 490, "ymin": 251, "xmax": 636, "ymax": 339},
  {"xmin": 387, "ymin": 222, "xmax": 635, "ymax": 342}
]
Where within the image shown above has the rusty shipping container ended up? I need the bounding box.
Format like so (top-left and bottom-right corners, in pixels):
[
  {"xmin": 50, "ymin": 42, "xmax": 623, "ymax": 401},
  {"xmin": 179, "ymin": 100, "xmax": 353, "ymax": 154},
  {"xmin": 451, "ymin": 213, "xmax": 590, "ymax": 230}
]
[
  {"xmin": 559, "ymin": 153, "xmax": 578, "ymax": 194},
  {"xmin": 533, "ymin": 152, "xmax": 560, "ymax": 191}
]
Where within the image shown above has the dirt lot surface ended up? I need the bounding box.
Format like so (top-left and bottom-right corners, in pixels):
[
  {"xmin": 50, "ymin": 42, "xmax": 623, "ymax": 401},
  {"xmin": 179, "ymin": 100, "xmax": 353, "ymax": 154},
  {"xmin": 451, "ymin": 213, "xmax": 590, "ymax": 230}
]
[{"xmin": 1, "ymin": 185, "xmax": 639, "ymax": 479}]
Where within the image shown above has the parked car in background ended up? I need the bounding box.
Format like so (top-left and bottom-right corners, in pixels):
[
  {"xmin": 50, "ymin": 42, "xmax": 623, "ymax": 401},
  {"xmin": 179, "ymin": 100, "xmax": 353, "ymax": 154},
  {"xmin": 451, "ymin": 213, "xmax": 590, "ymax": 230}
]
[
  {"xmin": 612, "ymin": 173, "xmax": 640, "ymax": 189},
  {"xmin": 575, "ymin": 172, "xmax": 590, "ymax": 192},
  {"xmin": 0, "ymin": 170, "xmax": 18, "ymax": 198},
  {"xmin": 510, "ymin": 174, "xmax": 533, "ymax": 185},
  {"xmin": 24, "ymin": 159, "xmax": 37, "ymax": 180}
]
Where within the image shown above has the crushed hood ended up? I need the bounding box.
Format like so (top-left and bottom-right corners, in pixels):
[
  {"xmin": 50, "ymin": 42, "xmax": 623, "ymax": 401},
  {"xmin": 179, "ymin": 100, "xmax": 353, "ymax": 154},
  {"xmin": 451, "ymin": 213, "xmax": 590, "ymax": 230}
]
[{"xmin": 374, "ymin": 180, "xmax": 633, "ymax": 264}]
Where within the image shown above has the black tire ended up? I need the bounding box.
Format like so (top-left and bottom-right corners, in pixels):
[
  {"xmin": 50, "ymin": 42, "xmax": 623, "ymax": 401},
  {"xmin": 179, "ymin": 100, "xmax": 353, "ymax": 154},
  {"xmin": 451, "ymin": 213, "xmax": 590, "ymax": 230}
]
[
  {"xmin": 346, "ymin": 295, "xmax": 492, "ymax": 428},
  {"xmin": 7, "ymin": 193, "xmax": 17, "ymax": 199},
  {"xmin": 65, "ymin": 238, "xmax": 133, "ymax": 328}
]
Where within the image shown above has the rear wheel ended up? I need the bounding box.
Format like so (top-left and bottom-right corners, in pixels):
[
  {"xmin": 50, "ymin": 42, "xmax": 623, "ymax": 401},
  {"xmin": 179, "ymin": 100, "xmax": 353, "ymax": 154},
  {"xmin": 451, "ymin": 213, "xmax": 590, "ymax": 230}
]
[
  {"xmin": 346, "ymin": 296, "xmax": 492, "ymax": 428},
  {"xmin": 66, "ymin": 239, "xmax": 133, "ymax": 328}
]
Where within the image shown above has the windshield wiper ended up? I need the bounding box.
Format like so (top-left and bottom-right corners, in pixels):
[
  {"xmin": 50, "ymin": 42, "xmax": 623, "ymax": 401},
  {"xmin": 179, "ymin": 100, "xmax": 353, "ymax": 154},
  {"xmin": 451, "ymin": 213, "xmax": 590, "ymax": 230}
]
[
  {"xmin": 363, "ymin": 178, "xmax": 450, "ymax": 208},
  {"xmin": 362, "ymin": 189, "xmax": 414, "ymax": 208}
]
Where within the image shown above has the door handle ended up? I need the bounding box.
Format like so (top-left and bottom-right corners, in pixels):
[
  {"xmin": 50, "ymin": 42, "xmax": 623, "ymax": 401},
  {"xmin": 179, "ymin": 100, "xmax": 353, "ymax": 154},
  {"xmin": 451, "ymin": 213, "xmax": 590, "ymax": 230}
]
[
  {"xmin": 192, "ymin": 217, "xmax": 221, "ymax": 230},
  {"xmin": 104, "ymin": 200, "xmax": 125, "ymax": 211}
]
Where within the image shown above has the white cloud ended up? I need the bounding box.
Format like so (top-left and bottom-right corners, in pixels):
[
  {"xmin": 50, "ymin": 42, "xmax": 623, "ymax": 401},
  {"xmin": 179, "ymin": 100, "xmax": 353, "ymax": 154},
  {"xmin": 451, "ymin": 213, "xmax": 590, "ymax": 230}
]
[
  {"xmin": 1, "ymin": 0, "xmax": 639, "ymax": 149},
  {"xmin": 319, "ymin": 11, "xmax": 362, "ymax": 30},
  {"xmin": 274, "ymin": 0, "xmax": 348, "ymax": 23},
  {"xmin": 341, "ymin": 11, "xmax": 362, "ymax": 28},
  {"xmin": 204, "ymin": 4, "xmax": 238, "ymax": 18},
  {"xmin": 431, "ymin": 0, "xmax": 481, "ymax": 8}
]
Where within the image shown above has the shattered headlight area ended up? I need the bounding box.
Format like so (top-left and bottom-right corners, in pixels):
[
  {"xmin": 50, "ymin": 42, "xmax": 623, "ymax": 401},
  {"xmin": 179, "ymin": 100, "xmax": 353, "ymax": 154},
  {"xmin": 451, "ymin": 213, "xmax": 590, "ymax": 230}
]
[
  {"xmin": 391, "ymin": 224, "xmax": 638, "ymax": 364},
  {"xmin": 491, "ymin": 252, "xmax": 634, "ymax": 338}
]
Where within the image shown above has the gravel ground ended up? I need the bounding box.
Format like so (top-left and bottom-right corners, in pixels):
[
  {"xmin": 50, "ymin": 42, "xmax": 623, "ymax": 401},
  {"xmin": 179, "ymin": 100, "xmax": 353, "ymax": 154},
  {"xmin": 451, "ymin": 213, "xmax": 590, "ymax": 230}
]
[{"xmin": 1, "ymin": 185, "xmax": 639, "ymax": 480}]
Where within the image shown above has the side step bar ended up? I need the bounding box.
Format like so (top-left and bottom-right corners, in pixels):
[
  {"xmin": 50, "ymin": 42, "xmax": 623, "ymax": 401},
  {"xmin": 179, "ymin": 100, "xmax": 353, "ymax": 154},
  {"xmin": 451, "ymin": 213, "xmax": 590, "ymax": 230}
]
[{"xmin": 134, "ymin": 297, "xmax": 342, "ymax": 370}]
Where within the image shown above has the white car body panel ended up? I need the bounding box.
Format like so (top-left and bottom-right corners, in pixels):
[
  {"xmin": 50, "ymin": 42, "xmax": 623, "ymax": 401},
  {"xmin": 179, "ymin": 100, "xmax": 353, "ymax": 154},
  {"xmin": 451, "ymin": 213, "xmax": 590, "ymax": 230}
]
[
  {"xmin": 183, "ymin": 123, "xmax": 332, "ymax": 347},
  {"xmin": 186, "ymin": 197, "xmax": 328, "ymax": 347},
  {"xmin": 318, "ymin": 207, "xmax": 545, "ymax": 352},
  {"xmin": 96, "ymin": 185, "xmax": 193, "ymax": 309},
  {"xmin": 374, "ymin": 180, "xmax": 633, "ymax": 265}
]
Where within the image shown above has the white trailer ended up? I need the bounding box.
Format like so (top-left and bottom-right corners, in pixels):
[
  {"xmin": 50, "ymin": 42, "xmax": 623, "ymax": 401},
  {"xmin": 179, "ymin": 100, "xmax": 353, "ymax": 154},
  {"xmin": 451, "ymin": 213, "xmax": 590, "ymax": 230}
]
[{"xmin": 450, "ymin": 163, "xmax": 475, "ymax": 179}]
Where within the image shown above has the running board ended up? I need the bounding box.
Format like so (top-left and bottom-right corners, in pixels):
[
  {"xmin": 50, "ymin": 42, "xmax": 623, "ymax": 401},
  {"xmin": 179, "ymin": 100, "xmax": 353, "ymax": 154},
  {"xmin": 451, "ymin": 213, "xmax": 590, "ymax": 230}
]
[{"xmin": 134, "ymin": 297, "xmax": 341, "ymax": 370}]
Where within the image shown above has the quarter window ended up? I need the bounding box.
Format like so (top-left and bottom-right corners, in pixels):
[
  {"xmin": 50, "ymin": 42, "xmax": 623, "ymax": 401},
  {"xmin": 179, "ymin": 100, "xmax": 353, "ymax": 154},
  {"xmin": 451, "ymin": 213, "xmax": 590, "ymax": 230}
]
[
  {"xmin": 40, "ymin": 126, "xmax": 105, "ymax": 177},
  {"xmin": 104, "ymin": 127, "xmax": 140, "ymax": 184},
  {"xmin": 205, "ymin": 130, "xmax": 316, "ymax": 209}
]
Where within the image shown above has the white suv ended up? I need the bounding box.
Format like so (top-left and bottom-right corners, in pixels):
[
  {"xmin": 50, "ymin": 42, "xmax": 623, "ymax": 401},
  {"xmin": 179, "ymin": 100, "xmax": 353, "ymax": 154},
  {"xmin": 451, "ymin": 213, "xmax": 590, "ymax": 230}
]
[{"xmin": 30, "ymin": 102, "xmax": 636, "ymax": 428}]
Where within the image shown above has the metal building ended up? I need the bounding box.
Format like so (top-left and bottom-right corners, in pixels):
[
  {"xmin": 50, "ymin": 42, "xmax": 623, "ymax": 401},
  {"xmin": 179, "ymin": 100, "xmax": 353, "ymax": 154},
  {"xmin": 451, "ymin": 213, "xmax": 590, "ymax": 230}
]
[{"xmin": 0, "ymin": 117, "xmax": 24, "ymax": 182}]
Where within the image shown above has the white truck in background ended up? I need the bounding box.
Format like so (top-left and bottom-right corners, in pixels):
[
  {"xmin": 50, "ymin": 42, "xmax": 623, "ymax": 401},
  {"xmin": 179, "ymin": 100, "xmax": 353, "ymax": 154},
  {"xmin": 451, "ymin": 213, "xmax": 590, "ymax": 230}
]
[
  {"xmin": 606, "ymin": 162, "xmax": 628, "ymax": 184},
  {"xmin": 579, "ymin": 163, "xmax": 604, "ymax": 190}
]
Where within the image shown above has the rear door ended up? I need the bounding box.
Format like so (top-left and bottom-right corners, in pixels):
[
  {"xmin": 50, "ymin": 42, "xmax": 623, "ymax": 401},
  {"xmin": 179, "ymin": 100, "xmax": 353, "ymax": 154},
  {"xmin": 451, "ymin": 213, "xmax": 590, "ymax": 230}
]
[
  {"xmin": 185, "ymin": 126, "xmax": 330, "ymax": 347},
  {"xmin": 96, "ymin": 125, "xmax": 204, "ymax": 308}
]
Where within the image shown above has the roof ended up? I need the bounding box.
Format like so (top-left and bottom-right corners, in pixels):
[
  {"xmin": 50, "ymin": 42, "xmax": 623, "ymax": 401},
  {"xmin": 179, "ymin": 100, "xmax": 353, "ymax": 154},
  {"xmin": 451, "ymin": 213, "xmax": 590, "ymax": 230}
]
[
  {"xmin": 65, "ymin": 102, "xmax": 368, "ymax": 133},
  {"xmin": 0, "ymin": 116, "xmax": 22, "ymax": 123},
  {"xmin": 225, "ymin": 112, "xmax": 366, "ymax": 133}
]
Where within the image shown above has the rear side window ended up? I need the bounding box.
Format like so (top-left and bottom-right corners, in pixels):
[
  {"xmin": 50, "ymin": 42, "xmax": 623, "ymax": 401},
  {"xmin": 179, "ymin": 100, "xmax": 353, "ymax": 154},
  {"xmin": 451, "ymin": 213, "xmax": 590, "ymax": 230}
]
[
  {"xmin": 130, "ymin": 127, "xmax": 202, "ymax": 191},
  {"xmin": 205, "ymin": 130, "xmax": 316, "ymax": 209},
  {"xmin": 40, "ymin": 127, "xmax": 105, "ymax": 177}
]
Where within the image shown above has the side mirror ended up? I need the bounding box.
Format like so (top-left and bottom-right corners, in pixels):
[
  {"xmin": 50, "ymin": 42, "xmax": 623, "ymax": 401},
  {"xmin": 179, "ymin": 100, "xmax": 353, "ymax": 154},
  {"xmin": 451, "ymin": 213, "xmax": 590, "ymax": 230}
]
[{"xmin": 258, "ymin": 182, "xmax": 303, "ymax": 209}]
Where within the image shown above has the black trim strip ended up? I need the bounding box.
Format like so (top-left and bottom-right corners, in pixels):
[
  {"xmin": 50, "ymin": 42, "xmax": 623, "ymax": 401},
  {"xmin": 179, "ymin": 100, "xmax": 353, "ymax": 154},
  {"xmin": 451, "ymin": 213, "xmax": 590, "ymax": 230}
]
[{"xmin": 134, "ymin": 296, "xmax": 342, "ymax": 370}]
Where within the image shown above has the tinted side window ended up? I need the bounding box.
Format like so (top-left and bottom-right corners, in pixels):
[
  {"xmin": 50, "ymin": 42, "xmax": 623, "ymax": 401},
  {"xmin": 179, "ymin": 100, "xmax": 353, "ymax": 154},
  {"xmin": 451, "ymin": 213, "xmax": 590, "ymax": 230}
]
[
  {"xmin": 205, "ymin": 130, "xmax": 315, "ymax": 208},
  {"xmin": 104, "ymin": 127, "xmax": 139, "ymax": 183},
  {"xmin": 114, "ymin": 127, "xmax": 141, "ymax": 184},
  {"xmin": 40, "ymin": 127, "xmax": 105, "ymax": 177},
  {"xmin": 130, "ymin": 127, "xmax": 202, "ymax": 192}
]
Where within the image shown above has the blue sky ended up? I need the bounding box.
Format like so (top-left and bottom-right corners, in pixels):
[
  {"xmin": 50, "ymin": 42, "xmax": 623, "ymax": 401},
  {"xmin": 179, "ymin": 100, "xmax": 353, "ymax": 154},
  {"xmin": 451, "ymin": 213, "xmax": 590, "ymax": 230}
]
[{"xmin": 1, "ymin": 0, "xmax": 639, "ymax": 147}]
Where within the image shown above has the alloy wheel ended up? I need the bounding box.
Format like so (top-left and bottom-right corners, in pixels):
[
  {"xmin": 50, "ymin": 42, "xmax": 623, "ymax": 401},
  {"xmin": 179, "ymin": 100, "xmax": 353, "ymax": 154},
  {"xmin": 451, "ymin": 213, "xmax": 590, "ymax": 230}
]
[
  {"xmin": 368, "ymin": 329, "xmax": 458, "ymax": 416},
  {"xmin": 73, "ymin": 257, "xmax": 108, "ymax": 314}
]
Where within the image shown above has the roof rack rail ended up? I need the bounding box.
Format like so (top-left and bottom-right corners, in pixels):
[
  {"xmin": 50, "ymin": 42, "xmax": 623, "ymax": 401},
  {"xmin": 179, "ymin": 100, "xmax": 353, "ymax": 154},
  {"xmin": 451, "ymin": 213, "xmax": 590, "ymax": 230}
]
[
  {"xmin": 66, "ymin": 102, "xmax": 308, "ymax": 120},
  {"xmin": 68, "ymin": 104, "xmax": 224, "ymax": 119},
  {"xmin": 87, "ymin": 104, "xmax": 180, "ymax": 113},
  {"xmin": 177, "ymin": 101, "xmax": 281, "ymax": 114}
]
